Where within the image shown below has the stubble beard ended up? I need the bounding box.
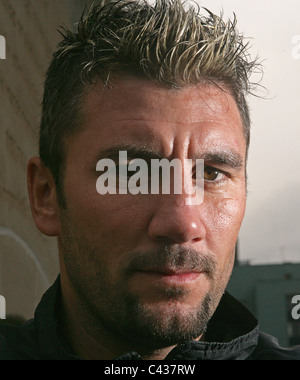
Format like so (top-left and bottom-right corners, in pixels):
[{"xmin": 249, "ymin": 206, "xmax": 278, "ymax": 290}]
[
  {"xmin": 59, "ymin": 215, "xmax": 234, "ymax": 353},
  {"xmin": 117, "ymin": 288, "xmax": 218, "ymax": 349},
  {"xmin": 108, "ymin": 247, "xmax": 228, "ymax": 348}
]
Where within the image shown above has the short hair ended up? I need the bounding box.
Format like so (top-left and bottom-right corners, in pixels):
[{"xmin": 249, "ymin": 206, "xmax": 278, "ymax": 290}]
[{"xmin": 39, "ymin": 0, "xmax": 260, "ymax": 207}]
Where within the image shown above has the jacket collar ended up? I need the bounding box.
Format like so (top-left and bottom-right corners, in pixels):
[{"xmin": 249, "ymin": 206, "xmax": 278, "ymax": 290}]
[
  {"xmin": 35, "ymin": 276, "xmax": 259, "ymax": 360},
  {"xmin": 35, "ymin": 276, "xmax": 79, "ymax": 360}
]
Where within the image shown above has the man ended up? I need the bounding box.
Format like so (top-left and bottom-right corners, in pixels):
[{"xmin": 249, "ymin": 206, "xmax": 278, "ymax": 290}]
[{"xmin": 0, "ymin": 0, "xmax": 299, "ymax": 360}]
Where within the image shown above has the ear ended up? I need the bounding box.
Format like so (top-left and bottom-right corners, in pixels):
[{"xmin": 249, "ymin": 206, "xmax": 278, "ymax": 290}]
[{"xmin": 27, "ymin": 157, "xmax": 61, "ymax": 236}]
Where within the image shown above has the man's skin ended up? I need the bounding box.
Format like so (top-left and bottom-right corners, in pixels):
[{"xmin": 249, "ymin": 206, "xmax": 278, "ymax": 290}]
[{"xmin": 27, "ymin": 77, "xmax": 247, "ymax": 360}]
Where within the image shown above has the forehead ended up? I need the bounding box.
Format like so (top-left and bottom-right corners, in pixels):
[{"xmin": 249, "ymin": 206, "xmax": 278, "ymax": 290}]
[
  {"xmin": 77, "ymin": 77, "xmax": 245, "ymax": 158},
  {"xmin": 85, "ymin": 77, "xmax": 242, "ymax": 125}
]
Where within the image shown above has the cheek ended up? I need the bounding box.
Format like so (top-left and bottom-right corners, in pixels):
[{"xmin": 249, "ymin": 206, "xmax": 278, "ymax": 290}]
[
  {"xmin": 204, "ymin": 196, "xmax": 246, "ymax": 250},
  {"xmin": 66, "ymin": 188, "xmax": 152, "ymax": 249}
]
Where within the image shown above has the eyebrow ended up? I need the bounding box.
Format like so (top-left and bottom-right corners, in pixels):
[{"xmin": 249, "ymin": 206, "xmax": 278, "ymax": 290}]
[
  {"xmin": 97, "ymin": 144, "xmax": 244, "ymax": 169},
  {"xmin": 98, "ymin": 145, "xmax": 163, "ymax": 162},
  {"xmin": 199, "ymin": 152, "xmax": 244, "ymax": 169}
]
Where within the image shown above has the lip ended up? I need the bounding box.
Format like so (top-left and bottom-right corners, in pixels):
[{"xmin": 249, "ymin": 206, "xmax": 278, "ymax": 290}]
[{"xmin": 136, "ymin": 270, "xmax": 202, "ymax": 285}]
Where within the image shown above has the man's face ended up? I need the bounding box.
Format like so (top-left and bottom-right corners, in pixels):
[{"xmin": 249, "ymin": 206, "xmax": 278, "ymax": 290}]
[{"xmin": 58, "ymin": 77, "xmax": 247, "ymax": 350}]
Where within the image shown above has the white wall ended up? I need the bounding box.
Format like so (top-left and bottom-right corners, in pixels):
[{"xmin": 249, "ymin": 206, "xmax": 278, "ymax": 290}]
[{"xmin": 0, "ymin": 0, "xmax": 85, "ymax": 319}]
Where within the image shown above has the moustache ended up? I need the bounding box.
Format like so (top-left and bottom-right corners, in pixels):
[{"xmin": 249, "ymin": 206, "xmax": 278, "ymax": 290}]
[{"xmin": 125, "ymin": 246, "xmax": 217, "ymax": 280}]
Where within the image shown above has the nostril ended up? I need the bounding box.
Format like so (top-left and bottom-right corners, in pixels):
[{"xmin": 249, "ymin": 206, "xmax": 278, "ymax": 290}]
[{"xmin": 148, "ymin": 219, "xmax": 206, "ymax": 245}]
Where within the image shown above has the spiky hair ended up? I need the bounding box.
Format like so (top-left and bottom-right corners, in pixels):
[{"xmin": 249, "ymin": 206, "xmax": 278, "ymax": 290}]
[{"xmin": 40, "ymin": 0, "xmax": 260, "ymax": 207}]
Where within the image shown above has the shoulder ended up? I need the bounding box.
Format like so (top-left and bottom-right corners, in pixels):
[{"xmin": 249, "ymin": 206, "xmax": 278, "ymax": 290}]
[
  {"xmin": 250, "ymin": 331, "xmax": 300, "ymax": 360},
  {"xmin": 0, "ymin": 320, "xmax": 39, "ymax": 360}
]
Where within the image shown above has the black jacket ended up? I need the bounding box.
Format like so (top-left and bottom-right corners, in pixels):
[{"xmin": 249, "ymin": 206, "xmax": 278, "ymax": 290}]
[{"xmin": 0, "ymin": 276, "xmax": 299, "ymax": 360}]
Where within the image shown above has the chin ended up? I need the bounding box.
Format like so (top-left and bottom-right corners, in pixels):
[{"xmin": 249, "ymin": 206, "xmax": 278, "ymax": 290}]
[{"xmin": 128, "ymin": 292, "xmax": 214, "ymax": 346}]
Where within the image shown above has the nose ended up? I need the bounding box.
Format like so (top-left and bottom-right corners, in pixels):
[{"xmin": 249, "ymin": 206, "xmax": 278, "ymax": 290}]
[{"xmin": 148, "ymin": 194, "xmax": 206, "ymax": 244}]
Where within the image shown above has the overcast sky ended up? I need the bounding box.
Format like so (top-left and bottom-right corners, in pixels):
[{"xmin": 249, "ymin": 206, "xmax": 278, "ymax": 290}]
[{"xmin": 194, "ymin": 0, "xmax": 300, "ymax": 264}]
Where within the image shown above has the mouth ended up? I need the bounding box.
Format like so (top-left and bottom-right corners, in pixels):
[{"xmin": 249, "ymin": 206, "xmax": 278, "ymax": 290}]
[
  {"xmin": 126, "ymin": 248, "xmax": 216, "ymax": 290},
  {"xmin": 136, "ymin": 269, "xmax": 203, "ymax": 285}
]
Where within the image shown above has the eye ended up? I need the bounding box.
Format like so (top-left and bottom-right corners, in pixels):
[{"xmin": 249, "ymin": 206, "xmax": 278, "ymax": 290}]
[{"xmin": 204, "ymin": 167, "xmax": 226, "ymax": 182}]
